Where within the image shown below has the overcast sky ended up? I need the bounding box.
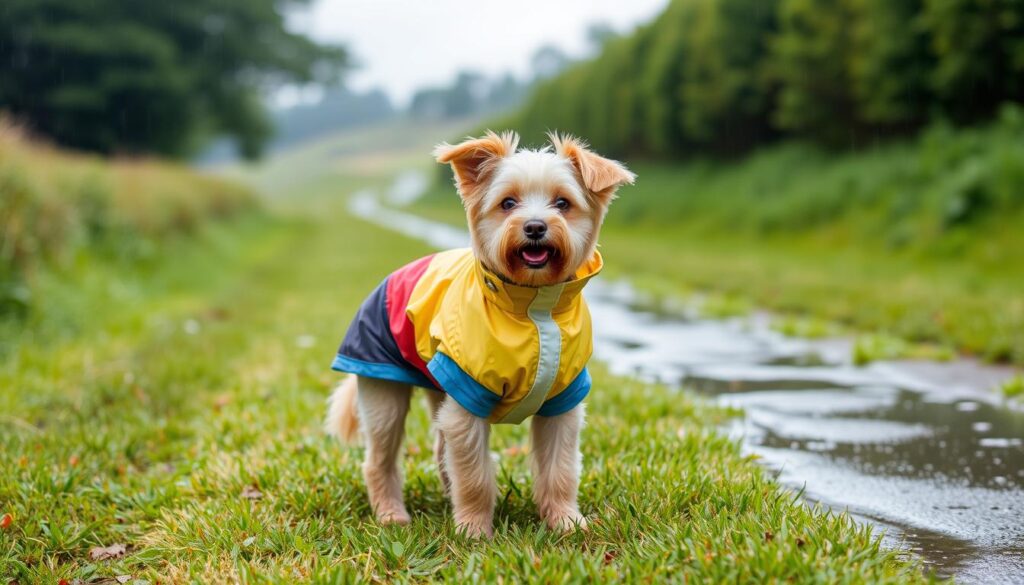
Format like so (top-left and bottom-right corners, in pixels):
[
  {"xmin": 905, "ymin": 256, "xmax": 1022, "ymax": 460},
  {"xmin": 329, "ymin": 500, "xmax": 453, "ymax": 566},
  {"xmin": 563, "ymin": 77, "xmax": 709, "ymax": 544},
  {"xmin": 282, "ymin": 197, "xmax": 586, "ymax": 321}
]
[{"xmin": 287, "ymin": 0, "xmax": 668, "ymax": 107}]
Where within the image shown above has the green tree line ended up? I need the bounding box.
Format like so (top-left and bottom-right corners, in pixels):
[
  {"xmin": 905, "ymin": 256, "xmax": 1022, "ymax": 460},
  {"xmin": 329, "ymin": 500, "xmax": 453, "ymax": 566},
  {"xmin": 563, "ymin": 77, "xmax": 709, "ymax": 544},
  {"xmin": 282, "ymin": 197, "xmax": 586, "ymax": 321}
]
[
  {"xmin": 506, "ymin": 0, "xmax": 1024, "ymax": 157},
  {"xmin": 0, "ymin": 0, "xmax": 345, "ymax": 160}
]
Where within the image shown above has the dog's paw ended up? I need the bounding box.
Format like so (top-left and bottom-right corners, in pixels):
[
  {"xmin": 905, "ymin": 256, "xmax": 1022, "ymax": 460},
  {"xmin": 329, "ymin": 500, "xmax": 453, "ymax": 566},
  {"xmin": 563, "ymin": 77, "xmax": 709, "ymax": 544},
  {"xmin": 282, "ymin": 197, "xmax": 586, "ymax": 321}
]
[
  {"xmin": 545, "ymin": 511, "xmax": 588, "ymax": 533},
  {"xmin": 375, "ymin": 506, "xmax": 411, "ymax": 526},
  {"xmin": 455, "ymin": 516, "xmax": 494, "ymax": 539}
]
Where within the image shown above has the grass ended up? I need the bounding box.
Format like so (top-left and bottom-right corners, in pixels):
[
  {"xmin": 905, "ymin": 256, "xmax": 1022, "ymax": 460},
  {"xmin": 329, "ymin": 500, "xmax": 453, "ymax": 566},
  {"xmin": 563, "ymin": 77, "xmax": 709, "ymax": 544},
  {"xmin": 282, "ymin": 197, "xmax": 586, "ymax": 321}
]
[
  {"xmin": 0, "ymin": 118, "xmax": 257, "ymax": 318},
  {"xmin": 415, "ymin": 108, "xmax": 1024, "ymax": 366},
  {"xmin": 0, "ymin": 130, "xmax": 931, "ymax": 582},
  {"xmin": 1000, "ymin": 375, "xmax": 1024, "ymax": 400}
]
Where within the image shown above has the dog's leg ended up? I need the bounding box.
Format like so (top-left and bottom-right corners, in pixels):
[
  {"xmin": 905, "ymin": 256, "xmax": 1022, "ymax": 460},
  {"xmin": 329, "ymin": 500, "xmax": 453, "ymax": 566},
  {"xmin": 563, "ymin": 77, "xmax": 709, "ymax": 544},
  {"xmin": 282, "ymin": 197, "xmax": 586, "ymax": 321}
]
[
  {"xmin": 423, "ymin": 389, "xmax": 451, "ymax": 494},
  {"xmin": 436, "ymin": 398, "xmax": 495, "ymax": 538},
  {"xmin": 356, "ymin": 375, "xmax": 412, "ymax": 525},
  {"xmin": 530, "ymin": 404, "xmax": 588, "ymax": 532},
  {"xmin": 325, "ymin": 374, "xmax": 361, "ymax": 442}
]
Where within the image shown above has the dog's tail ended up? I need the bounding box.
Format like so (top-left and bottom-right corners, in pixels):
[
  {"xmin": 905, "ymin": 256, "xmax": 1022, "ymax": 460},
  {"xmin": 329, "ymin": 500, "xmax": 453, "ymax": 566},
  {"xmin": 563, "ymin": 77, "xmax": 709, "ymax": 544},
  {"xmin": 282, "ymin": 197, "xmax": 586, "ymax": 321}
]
[{"xmin": 325, "ymin": 374, "xmax": 360, "ymax": 443}]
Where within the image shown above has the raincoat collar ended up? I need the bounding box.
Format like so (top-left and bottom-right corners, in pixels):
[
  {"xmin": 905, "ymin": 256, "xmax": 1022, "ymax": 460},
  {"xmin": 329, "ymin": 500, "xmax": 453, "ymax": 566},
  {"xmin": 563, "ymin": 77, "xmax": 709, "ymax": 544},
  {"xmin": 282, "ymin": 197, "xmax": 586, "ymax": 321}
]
[{"xmin": 475, "ymin": 251, "xmax": 603, "ymax": 315}]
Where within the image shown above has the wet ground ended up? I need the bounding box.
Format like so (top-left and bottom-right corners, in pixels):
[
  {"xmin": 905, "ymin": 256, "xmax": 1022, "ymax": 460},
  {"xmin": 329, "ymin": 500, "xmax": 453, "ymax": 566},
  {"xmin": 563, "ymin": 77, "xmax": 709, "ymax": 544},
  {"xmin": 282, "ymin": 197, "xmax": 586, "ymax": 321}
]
[
  {"xmin": 589, "ymin": 283, "xmax": 1024, "ymax": 583},
  {"xmin": 350, "ymin": 186, "xmax": 1024, "ymax": 583}
]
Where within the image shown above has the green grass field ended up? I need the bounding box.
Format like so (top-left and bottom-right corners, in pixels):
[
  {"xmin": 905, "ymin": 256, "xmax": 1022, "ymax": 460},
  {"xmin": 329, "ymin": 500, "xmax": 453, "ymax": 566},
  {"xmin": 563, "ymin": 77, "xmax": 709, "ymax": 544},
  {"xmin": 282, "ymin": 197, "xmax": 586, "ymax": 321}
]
[{"xmin": 0, "ymin": 127, "xmax": 932, "ymax": 583}]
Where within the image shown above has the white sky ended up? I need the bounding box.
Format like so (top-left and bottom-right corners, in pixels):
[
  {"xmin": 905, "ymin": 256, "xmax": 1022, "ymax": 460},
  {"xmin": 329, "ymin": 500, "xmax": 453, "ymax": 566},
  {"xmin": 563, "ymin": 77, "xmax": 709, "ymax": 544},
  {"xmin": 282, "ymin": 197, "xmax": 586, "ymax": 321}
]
[{"xmin": 287, "ymin": 0, "xmax": 668, "ymax": 107}]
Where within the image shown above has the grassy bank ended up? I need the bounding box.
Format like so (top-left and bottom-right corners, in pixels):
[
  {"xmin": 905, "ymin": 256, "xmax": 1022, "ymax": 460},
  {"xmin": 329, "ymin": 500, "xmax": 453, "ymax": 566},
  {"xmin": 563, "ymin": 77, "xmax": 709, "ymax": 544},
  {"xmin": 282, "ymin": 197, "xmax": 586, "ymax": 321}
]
[
  {"xmin": 0, "ymin": 120, "xmax": 257, "ymax": 319},
  {"xmin": 0, "ymin": 155, "xmax": 927, "ymax": 582},
  {"xmin": 417, "ymin": 110, "xmax": 1024, "ymax": 367}
]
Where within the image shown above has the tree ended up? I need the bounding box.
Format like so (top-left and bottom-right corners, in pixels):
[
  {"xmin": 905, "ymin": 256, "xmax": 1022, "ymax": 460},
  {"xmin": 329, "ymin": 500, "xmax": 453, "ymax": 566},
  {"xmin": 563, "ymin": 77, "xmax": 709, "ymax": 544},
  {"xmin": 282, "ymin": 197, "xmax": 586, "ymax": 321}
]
[
  {"xmin": 530, "ymin": 45, "xmax": 572, "ymax": 80},
  {"xmin": 637, "ymin": 2, "xmax": 693, "ymax": 157},
  {"xmin": 681, "ymin": 0, "xmax": 779, "ymax": 151},
  {"xmin": 0, "ymin": 0, "xmax": 346, "ymax": 159},
  {"xmin": 580, "ymin": 37, "xmax": 639, "ymax": 155},
  {"xmin": 409, "ymin": 71, "xmax": 491, "ymax": 120},
  {"xmin": 504, "ymin": 0, "xmax": 1024, "ymax": 159},
  {"xmin": 585, "ymin": 22, "xmax": 619, "ymax": 53},
  {"xmin": 848, "ymin": 0, "xmax": 933, "ymax": 131},
  {"xmin": 921, "ymin": 0, "xmax": 1024, "ymax": 123},
  {"xmin": 271, "ymin": 86, "xmax": 393, "ymax": 150},
  {"xmin": 771, "ymin": 0, "xmax": 863, "ymax": 145},
  {"xmin": 485, "ymin": 74, "xmax": 528, "ymax": 113}
]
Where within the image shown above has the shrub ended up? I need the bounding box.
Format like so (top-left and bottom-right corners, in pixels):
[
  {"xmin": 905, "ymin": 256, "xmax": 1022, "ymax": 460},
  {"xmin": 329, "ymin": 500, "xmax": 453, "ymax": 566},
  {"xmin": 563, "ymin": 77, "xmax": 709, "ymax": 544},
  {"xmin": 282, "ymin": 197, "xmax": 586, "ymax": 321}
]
[{"xmin": 0, "ymin": 118, "xmax": 257, "ymax": 316}]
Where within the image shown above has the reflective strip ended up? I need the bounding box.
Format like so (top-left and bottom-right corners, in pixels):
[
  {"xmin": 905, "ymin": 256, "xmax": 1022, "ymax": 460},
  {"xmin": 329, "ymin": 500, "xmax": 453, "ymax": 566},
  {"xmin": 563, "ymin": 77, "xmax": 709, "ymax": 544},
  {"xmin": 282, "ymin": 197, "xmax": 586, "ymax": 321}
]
[{"xmin": 499, "ymin": 283, "xmax": 565, "ymax": 424}]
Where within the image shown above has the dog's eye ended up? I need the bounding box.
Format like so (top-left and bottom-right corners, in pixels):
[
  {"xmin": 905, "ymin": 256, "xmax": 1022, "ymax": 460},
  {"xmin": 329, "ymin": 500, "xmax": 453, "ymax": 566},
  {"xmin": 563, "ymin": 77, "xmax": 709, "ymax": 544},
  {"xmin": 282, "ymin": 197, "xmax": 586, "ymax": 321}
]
[
  {"xmin": 554, "ymin": 198, "xmax": 570, "ymax": 211},
  {"xmin": 500, "ymin": 198, "xmax": 517, "ymax": 211}
]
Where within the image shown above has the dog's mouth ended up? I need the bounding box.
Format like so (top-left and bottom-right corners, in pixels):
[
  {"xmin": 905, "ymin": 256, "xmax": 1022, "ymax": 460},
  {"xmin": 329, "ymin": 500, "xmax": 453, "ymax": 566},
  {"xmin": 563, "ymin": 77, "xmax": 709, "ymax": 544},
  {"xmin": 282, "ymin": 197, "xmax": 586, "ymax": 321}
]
[{"xmin": 518, "ymin": 243, "xmax": 555, "ymax": 268}]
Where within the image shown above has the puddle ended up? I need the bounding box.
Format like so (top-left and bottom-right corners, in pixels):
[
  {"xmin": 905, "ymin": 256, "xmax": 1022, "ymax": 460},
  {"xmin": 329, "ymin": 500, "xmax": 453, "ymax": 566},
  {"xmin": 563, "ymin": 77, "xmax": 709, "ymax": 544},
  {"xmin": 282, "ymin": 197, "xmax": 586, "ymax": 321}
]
[{"xmin": 350, "ymin": 184, "xmax": 1024, "ymax": 583}]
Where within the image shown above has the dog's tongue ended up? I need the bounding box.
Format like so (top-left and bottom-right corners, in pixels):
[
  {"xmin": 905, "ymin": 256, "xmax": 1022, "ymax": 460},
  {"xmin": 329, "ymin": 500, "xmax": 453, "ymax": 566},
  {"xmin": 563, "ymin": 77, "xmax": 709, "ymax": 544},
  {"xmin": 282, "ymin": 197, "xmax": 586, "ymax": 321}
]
[{"xmin": 522, "ymin": 247, "xmax": 549, "ymax": 264}]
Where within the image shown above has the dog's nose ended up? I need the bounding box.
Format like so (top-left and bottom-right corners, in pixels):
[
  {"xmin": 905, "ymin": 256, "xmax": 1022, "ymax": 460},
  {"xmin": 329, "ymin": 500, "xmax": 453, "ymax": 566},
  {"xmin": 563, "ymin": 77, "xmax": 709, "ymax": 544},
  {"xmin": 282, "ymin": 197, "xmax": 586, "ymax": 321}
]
[{"xmin": 523, "ymin": 220, "xmax": 547, "ymax": 240}]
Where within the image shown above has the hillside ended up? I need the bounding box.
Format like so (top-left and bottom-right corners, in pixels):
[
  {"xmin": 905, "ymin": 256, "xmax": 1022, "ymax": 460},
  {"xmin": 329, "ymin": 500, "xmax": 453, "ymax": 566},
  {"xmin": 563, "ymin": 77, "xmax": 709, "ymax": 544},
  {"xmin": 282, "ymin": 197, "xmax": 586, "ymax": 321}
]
[{"xmin": 0, "ymin": 120, "xmax": 259, "ymax": 326}]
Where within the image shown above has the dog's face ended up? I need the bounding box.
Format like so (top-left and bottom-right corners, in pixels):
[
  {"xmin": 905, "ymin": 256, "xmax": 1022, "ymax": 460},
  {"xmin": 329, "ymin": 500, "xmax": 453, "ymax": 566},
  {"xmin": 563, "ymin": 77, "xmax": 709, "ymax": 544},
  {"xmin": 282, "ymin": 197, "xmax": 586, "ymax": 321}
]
[{"xmin": 435, "ymin": 132, "xmax": 634, "ymax": 286}]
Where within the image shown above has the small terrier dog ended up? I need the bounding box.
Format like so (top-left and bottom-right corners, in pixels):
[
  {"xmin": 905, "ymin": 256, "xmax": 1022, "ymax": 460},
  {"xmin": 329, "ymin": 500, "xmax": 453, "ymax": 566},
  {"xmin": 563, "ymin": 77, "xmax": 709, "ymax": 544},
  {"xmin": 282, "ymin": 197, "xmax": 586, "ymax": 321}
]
[{"xmin": 325, "ymin": 131, "xmax": 634, "ymax": 538}]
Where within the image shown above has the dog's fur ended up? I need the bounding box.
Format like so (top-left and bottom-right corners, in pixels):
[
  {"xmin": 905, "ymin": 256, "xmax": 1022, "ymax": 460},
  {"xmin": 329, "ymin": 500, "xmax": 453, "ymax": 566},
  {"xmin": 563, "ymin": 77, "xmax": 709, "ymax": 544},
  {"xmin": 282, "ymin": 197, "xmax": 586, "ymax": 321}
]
[{"xmin": 325, "ymin": 131, "xmax": 634, "ymax": 538}]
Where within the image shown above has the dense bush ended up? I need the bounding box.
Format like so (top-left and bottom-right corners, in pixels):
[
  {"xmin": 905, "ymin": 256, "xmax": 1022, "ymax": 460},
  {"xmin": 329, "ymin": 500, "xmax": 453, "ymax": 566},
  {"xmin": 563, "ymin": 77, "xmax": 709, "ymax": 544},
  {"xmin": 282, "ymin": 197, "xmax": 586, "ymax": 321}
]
[
  {"xmin": 601, "ymin": 105, "xmax": 1024, "ymax": 259},
  {"xmin": 505, "ymin": 0, "xmax": 1024, "ymax": 157},
  {"xmin": 0, "ymin": 120, "xmax": 257, "ymax": 315}
]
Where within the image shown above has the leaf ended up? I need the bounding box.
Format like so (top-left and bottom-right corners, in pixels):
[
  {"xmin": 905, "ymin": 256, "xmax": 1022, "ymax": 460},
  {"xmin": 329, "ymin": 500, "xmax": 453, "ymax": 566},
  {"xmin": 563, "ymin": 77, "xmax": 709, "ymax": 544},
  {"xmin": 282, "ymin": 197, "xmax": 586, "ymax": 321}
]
[
  {"xmin": 391, "ymin": 540, "xmax": 405, "ymax": 557},
  {"xmin": 89, "ymin": 543, "xmax": 127, "ymax": 561},
  {"xmin": 241, "ymin": 484, "xmax": 263, "ymax": 500},
  {"xmin": 0, "ymin": 513, "xmax": 12, "ymax": 529}
]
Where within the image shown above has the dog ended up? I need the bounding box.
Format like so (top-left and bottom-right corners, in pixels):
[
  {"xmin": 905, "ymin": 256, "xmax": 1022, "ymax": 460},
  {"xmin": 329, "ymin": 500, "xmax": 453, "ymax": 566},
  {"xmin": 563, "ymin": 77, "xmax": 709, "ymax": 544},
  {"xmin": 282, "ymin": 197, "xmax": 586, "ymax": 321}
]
[{"xmin": 325, "ymin": 131, "xmax": 634, "ymax": 538}]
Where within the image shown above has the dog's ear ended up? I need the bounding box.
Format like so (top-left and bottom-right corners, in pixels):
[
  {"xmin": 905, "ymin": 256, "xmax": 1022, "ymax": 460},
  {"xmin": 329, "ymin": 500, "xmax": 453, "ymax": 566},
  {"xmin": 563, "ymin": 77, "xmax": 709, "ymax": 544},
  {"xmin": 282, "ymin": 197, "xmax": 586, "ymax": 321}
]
[
  {"xmin": 433, "ymin": 131, "xmax": 518, "ymax": 199},
  {"xmin": 550, "ymin": 133, "xmax": 635, "ymax": 203}
]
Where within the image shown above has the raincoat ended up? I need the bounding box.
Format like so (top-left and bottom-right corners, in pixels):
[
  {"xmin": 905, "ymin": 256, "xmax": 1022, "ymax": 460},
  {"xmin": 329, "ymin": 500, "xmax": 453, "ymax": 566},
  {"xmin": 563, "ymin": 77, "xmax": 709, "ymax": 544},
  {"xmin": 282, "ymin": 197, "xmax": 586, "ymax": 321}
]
[{"xmin": 332, "ymin": 248, "xmax": 601, "ymax": 424}]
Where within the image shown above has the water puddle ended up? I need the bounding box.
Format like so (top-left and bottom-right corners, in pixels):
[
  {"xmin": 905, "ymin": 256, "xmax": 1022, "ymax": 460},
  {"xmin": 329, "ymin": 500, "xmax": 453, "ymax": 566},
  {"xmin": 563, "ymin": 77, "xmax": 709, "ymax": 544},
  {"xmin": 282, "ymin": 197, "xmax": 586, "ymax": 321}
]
[{"xmin": 350, "ymin": 186, "xmax": 1024, "ymax": 583}]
